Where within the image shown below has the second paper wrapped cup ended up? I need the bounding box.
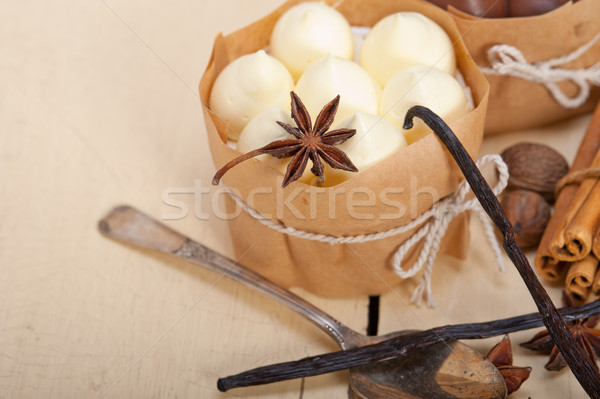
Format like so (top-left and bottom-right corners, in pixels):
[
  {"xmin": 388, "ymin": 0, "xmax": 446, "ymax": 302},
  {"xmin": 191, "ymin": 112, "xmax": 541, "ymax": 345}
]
[{"xmin": 448, "ymin": 0, "xmax": 600, "ymax": 134}]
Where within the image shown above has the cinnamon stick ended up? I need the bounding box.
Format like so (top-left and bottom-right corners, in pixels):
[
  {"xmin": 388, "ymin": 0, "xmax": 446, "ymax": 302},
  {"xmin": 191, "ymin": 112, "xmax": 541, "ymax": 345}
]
[
  {"xmin": 566, "ymin": 282, "xmax": 591, "ymax": 303},
  {"xmin": 566, "ymin": 254, "xmax": 599, "ymax": 288},
  {"xmin": 592, "ymin": 267, "xmax": 600, "ymax": 296},
  {"xmin": 565, "ymin": 255, "xmax": 599, "ymax": 302},
  {"xmin": 566, "ymin": 180, "xmax": 600, "ymax": 259},
  {"xmin": 593, "ymin": 221, "xmax": 600, "ymax": 261},
  {"xmin": 551, "ymin": 158, "xmax": 600, "ymax": 261},
  {"xmin": 535, "ymin": 103, "xmax": 600, "ymax": 279}
]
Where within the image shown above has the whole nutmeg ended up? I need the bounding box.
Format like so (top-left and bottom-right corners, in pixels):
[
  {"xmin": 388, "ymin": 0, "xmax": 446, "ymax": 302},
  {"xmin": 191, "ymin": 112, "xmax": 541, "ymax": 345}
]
[
  {"xmin": 508, "ymin": 0, "xmax": 570, "ymax": 17},
  {"xmin": 501, "ymin": 189, "xmax": 551, "ymax": 249},
  {"xmin": 425, "ymin": 0, "xmax": 507, "ymax": 18},
  {"xmin": 425, "ymin": 0, "xmax": 574, "ymax": 18},
  {"xmin": 500, "ymin": 142, "xmax": 568, "ymax": 203}
]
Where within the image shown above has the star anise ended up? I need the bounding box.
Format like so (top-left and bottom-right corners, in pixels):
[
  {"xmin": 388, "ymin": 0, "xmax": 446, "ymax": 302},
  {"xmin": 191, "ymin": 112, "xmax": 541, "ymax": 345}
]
[
  {"xmin": 486, "ymin": 335, "xmax": 532, "ymax": 395},
  {"xmin": 521, "ymin": 291, "xmax": 600, "ymax": 371},
  {"xmin": 212, "ymin": 91, "xmax": 358, "ymax": 188}
]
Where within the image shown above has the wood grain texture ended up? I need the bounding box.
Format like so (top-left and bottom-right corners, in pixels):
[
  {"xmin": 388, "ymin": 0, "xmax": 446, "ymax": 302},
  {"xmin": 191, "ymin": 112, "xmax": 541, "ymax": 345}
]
[{"xmin": 0, "ymin": 0, "xmax": 594, "ymax": 397}]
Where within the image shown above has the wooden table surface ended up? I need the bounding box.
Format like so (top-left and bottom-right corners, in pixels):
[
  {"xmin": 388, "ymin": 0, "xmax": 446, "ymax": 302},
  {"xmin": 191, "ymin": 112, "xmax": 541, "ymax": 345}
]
[{"xmin": 0, "ymin": 0, "xmax": 595, "ymax": 397}]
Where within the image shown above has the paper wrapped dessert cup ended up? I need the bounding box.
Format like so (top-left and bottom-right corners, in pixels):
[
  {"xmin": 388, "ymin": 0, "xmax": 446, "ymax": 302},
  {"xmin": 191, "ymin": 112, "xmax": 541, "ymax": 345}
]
[
  {"xmin": 199, "ymin": 0, "xmax": 489, "ymax": 297},
  {"xmin": 448, "ymin": 0, "xmax": 600, "ymax": 134}
]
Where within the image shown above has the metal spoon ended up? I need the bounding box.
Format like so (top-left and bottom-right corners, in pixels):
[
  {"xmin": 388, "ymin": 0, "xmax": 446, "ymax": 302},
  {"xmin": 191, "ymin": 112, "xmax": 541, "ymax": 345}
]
[{"xmin": 99, "ymin": 205, "xmax": 507, "ymax": 399}]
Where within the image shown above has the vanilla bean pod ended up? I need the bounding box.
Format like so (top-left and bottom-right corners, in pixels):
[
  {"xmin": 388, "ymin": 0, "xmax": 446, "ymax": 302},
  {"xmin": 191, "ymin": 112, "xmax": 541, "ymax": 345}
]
[
  {"xmin": 218, "ymin": 299, "xmax": 600, "ymax": 391},
  {"xmin": 219, "ymin": 106, "xmax": 600, "ymax": 396},
  {"xmin": 405, "ymin": 106, "xmax": 600, "ymax": 398}
]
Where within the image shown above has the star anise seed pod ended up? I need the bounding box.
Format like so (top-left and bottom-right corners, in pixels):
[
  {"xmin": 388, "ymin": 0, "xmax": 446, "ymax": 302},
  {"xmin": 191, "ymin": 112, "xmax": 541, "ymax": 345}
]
[
  {"xmin": 212, "ymin": 91, "xmax": 358, "ymax": 188},
  {"xmin": 521, "ymin": 291, "xmax": 600, "ymax": 371},
  {"xmin": 487, "ymin": 335, "xmax": 532, "ymax": 395}
]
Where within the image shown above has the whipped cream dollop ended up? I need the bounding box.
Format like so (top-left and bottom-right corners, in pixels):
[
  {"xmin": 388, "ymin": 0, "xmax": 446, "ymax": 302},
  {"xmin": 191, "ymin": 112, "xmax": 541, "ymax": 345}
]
[
  {"xmin": 270, "ymin": 2, "xmax": 354, "ymax": 80},
  {"xmin": 209, "ymin": 50, "xmax": 294, "ymax": 140},
  {"xmin": 379, "ymin": 65, "xmax": 469, "ymax": 144},
  {"xmin": 360, "ymin": 12, "xmax": 456, "ymax": 86},
  {"xmin": 210, "ymin": 6, "xmax": 470, "ymax": 186},
  {"xmin": 294, "ymin": 54, "xmax": 381, "ymax": 126},
  {"xmin": 318, "ymin": 112, "xmax": 407, "ymax": 186}
]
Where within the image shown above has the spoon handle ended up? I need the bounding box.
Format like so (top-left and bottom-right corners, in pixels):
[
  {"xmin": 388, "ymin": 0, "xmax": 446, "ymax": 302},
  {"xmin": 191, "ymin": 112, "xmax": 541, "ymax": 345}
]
[{"xmin": 98, "ymin": 205, "xmax": 362, "ymax": 349}]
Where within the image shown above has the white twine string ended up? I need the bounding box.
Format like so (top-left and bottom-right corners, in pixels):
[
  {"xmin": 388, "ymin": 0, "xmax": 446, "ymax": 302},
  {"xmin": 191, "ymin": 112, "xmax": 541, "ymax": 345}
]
[
  {"xmin": 394, "ymin": 155, "xmax": 508, "ymax": 307},
  {"xmin": 480, "ymin": 33, "xmax": 600, "ymax": 109},
  {"xmin": 221, "ymin": 154, "xmax": 509, "ymax": 307}
]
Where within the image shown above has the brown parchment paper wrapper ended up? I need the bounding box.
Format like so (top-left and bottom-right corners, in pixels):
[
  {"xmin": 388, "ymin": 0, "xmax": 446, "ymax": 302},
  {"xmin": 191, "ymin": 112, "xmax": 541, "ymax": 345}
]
[
  {"xmin": 199, "ymin": 0, "xmax": 490, "ymax": 297},
  {"xmin": 449, "ymin": 0, "xmax": 600, "ymax": 134}
]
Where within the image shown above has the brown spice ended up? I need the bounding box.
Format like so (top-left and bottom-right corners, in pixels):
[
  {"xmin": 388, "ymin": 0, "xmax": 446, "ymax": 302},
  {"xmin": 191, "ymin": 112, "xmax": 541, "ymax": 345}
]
[
  {"xmin": 501, "ymin": 142, "xmax": 569, "ymax": 203},
  {"xmin": 521, "ymin": 292, "xmax": 600, "ymax": 372},
  {"xmin": 212, "ymin": 92, "xmax": 357, "ymax": 188},
  {"xmin": 486, "ymin": 335, "xmax": 531, "ymax": 395},
  {"xmin": 501, "ymin": 189, "xmax": 551, "ymax": 249},
  {"xmin": 565, "ymin": 255, "xmax": 599, "ymax": 303},
  {"xmin": 534, "ymin": 102, "xmax": 600, "ymax": 281}
]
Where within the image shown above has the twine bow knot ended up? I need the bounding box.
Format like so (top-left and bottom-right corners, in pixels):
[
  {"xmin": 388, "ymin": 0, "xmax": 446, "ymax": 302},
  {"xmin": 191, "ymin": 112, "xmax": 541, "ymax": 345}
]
[
  {"xmin": 393, "ymin": 154, "xmax": 508, "ymax": 307},
  {"xmin": 481, "ymin": 33, "xmax": 600, "ymax": 109},
  {"xmin": 222, "ymin": 154, "xmax": 509, "ymax": 307}
]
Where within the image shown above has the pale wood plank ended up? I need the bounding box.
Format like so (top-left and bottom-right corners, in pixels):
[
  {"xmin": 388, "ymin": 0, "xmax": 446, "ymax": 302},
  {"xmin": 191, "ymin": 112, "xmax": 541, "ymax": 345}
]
[{"xmin": 0, "ymin": 0, "xmax": 594, "ymax": 397}]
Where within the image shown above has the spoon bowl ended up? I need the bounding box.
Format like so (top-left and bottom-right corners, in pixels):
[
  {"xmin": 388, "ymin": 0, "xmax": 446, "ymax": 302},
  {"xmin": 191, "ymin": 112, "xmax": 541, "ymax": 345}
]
[
  {"xmin": 349, "ymin": 338, "xmax": 506, "ymax": 399},
  {"xmin": 99, "ymin": 205, "xmax": 507, "ymax": 399}
]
